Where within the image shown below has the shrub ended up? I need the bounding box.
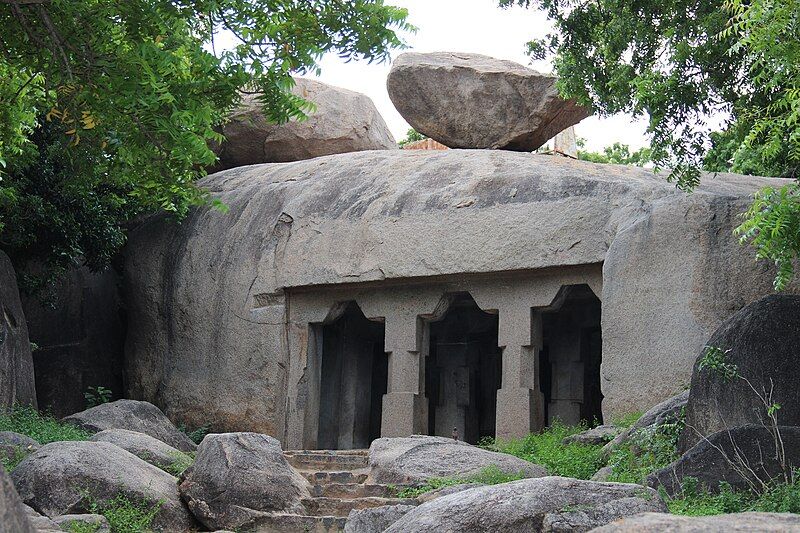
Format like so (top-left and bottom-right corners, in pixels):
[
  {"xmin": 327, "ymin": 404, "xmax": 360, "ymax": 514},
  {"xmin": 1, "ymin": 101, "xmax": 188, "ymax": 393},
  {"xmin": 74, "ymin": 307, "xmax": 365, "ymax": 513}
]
[
  {"xmin": 0, "ymin": 405, "xmax": 90, "ymax": 444},
  {"xmin": 667, "ymin": 476, "xmax": 800, "ymax": 516},
  {"xmin": 179, "ymin": 423, "xmax": 210, "ymax": 445},
  {"xmin": 84, "ymin": 386, "xmax": 113, "ymax": 408},
  {"xmin": 482, "ymin": 420, "xmax": 604, "ymax": 480}
]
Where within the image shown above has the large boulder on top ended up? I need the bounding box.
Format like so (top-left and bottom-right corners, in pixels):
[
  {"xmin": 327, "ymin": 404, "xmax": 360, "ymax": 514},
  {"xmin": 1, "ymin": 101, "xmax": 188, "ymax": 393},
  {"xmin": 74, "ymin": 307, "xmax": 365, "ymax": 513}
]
[
  {"xmin": 367, "ymin": 435, "xmax": 546, "ymax": 484},
  {"xmin": 215, "ymin": 78, "xmax": 396, "ymax": 170},
  {"xmin": 648, "ymin": 424, "xmax": 800, "ymax": 497},
  {"xmin": 681, "ymin": 295, "xmax": 800, "ymax": 451},
  {"xmin": 123, "ymin": 150, "xmax": 791, "ymax": 436},
  {"xmin": 178, "ymin": 432, "xmax": 310, "ymax": 531},
  {"xmin": 384, "ymin": 477, "xmax": 667, "ymax": 533},
  {"xmin": 590, "ymin": 511, "xmax": 800, "ymax": 532},
  {"xmin": 11, "ymin": 440, "xmax": 195, "ymax": 531},
  {"xmin": 386, "ymin": 52, "xmax": 591, "ymax": 151},
  {"xmin": 0, "ymin": 250, "xmax": 37, "ymax": 409},
  {"xmin": 90, "ymin": 429, "xmax": 189, "ymax": 473},
  {"xmin": 1, "ymin": 466, "xmax": 35, "ymax": 533},
  {"xmin": 63, "ymin": 399, "xmax": 196, "ymax": 452}
]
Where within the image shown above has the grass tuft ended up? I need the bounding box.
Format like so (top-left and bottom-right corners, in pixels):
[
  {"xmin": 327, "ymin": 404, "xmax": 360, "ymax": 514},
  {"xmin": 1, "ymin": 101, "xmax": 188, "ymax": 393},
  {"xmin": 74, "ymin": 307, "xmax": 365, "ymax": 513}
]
[
  {"xmin": 87, "ymin": 493, "xmax": 162, "ymax": 533},
  {"xmin": 395, "ymin": 465, "xmax": 526, "ymax": 498},
  {"xmin": 0, "ymin": 405, "xmax": 90, "ymax": 444}
]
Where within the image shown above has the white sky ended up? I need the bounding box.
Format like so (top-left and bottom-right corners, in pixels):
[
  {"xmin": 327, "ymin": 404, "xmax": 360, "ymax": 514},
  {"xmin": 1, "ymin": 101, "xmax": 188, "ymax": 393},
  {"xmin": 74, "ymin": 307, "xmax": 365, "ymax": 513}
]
[{"xmin": 305, "ymin": 0, "xmax": 651, "ymax": 151}]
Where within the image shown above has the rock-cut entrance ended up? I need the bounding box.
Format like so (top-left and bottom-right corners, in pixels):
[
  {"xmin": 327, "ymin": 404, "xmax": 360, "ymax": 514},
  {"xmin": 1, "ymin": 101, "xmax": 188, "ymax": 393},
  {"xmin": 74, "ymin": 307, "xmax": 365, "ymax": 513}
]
[
  {"xmin": 316, "ymin": 302, "xmax": 388, "ymax": 450},
  {"xmin": 423, "ymin": 293, "xmax": 502, "ymax": 445}
]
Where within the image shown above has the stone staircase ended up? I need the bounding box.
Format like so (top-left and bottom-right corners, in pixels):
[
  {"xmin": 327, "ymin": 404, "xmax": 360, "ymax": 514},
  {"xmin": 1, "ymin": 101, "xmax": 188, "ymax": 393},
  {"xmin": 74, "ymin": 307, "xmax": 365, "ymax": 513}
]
[{"xmin": 250, "ymin": 449, "xmax": 414, "ymax": 532}]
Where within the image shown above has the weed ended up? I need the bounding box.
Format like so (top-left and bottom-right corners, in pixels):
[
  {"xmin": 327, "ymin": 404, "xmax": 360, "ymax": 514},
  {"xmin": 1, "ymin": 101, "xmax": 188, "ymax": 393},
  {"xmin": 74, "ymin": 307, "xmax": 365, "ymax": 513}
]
[
  {"xmin": 395, "ymin": 465, "xmax": 526, "ymax": 498},
  {"xmin": 161, "ymin": 451, "xmax": 194, "ymax": 477},
  {"xmin": 179, "ymin": 423, "xmax": 211, "ymax": 445},
  {"xmin": 0, "ymin": 405, "xmax": 90, "ymax": 443},
  {"xmin": 612, "ymin": 411, "xmax": 643, "ymax": 428},
  {"xmin": 0, "ymin": 446, "xmax": 30, "ymax": 472},
  {"xmin": 84, "ymin": 386, "xmax": 113, "ymax": 408},
  {"xmin": 67, "ymin": 522, "xmax": 102, "ymax": 533},
  {"xmin": 87, "ymin": 493, "xmax": 163, "ymax": 533},
  {"xmin": 666, "ymin": 476, "xmax": 800, "ymax": 516},
  {"xmin": 482, "ymin": 420, "xmax": 604, "ymax": 479}
]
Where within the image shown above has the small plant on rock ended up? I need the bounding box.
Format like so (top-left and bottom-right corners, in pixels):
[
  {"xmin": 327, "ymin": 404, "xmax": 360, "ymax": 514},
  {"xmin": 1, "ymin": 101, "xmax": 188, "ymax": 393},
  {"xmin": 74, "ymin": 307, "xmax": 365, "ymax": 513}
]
[
  {"xmin": 84, "ymin": 386, "xmax": 113, "ymax": 408},
  {"xmin": 178, "ymin": 423, "xmax": 211, "ymax": 445}
]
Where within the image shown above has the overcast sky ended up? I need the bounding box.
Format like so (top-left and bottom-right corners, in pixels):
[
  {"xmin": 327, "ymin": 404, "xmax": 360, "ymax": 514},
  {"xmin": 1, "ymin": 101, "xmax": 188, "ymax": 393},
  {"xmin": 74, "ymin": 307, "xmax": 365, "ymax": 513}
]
[{"xmin": 303, "ymin": 0, "xmax": 650, "ymax": 151}]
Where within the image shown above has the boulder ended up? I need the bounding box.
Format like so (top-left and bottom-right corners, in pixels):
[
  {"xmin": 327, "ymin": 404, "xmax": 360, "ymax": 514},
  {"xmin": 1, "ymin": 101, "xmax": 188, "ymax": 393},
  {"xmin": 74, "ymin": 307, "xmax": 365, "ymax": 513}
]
[
  {"xmin": 52, "ymin": 514, "xmax": 110, "ymax": 533},
  {"xmin": 63, "ymin": 399, "xmax": 196, "ymax": 452},
  {"xmin": 123, "ymin": 150, "xmax": 791, "ymax": 437},
  {"xmin": 23, "ymin": 505, "xmax": 61, "ymax": 532},
  {"xmin": 591, "ymin": 466, "xmax": 614, "ymax": 482},
  {"xmin": 89, "ymin": 428, "xmax": 190, "ymax": 473},
  {"xmin": 367, "ymin": 435, "xmax": 546, "ymax": 484},
  {"xmin": 648, "ymin": 425, "xmax": 800, "ymax": 497},
  {"xmin": 681, "ymin": 295, "xmax": 800, "ymax": 451},
  {"xmin": 21, "ymin": 266, "xmax": 125, "ymax": 417},
  {"xmin": 386, "ymin": 52, "xmax": 590, "ymax": 151},
  {"xmin": 11, "ymin": 440, "xmax": 195, "ymax": 531},
  {"xmin": 1, "ymin": 466, "xmax": 35, "ymax": 533},
  {"xmin": 0, "ymin": 250, "xmax": 37, "ymax": 409},
  {"xmin": 178, "ymin": 432, "xmax": 310, "ymax": 530},
  {"xmin": 0, "ymin": 431, "xmax": 40, "ymax": 462},
  {"xmin": 590, "ymin": 511, "xmax": 800, "ymax": 532},
  {"xmin": 345, "ymin": 504, "xmax": 416, "ymax": 533},
  {"xmin": 602, "ymin": 391, "xmax": 689, "ymax": 458},
  {"xmin": 564, "ymin": 425, "xmax": 621, "ymax": 446},
  {"xmin": 384, "ymin": 476, "xmax": 667, "ymax": 533},
  {"xmin": 416, "ymin": 483, "xmax": 484, "ymax": 504},
  {"xmin": 215, "ymin": 78, "xmax": 396, "ymax": 170}
]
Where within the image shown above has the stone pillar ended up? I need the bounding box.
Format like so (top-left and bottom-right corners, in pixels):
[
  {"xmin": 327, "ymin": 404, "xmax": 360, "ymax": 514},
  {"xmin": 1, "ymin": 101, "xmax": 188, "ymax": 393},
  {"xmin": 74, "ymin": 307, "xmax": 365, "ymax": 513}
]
[
  {"xmin": 495, "ymin": 304, "xmax": 544, "ymax": 440},
  {"xmin": 381, "ymin": 316, "xmax": 427, "ymax": 437}
]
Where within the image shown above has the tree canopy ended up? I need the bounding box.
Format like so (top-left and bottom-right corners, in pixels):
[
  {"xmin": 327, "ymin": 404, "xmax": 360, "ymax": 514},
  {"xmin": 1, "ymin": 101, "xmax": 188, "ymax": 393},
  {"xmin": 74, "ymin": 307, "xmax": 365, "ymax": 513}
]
[
  {"xmin": 503, "ymin": 0, "xmax": 800, "ymax": 289},
  {"xmin": 0, "ymin": 0, "xmax": 411, "ymax": 292}
]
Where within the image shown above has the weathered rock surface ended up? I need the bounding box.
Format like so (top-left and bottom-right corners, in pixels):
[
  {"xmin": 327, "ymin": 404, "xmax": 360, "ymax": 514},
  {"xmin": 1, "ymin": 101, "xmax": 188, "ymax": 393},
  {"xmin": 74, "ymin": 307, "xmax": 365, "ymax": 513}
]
[
  {"xmin": 648, "ymin": 425, "xmax": 800, "ymax": 497},
  {"xmin": 416, "ymin": 483, "xmax": 484, "ymax": 503},
  {"xmin": 564, "ymin": 425, "xmax": 621, "ymax": 446},
  {"xmin": 215, "ymin": 78, "xmax": 396, "ymax": 170},
  {"xmin": 591, "ymin": 466, "xmax": 614, "ymax": 482},
  {"xmin": 681, "ymin": 295, "xmax": 800, "ymax": 451},
  {"xmin": 0, "ymin": 250, "xmax": 36, "ymax": 409},
  {"xmin": 1, "ymin": 465, "xmax": 35, "ymax": 533},
  {"xmin": 52, "ymin": 514, "xmax": 111, "ymax": 533},
  {"xmin": 602, "ymin": 391, "xmax": 689, "ymax": 458},
  {"xmin": 367, "ymin": 435, "xmax": 546, "ymax": 484},
  {"xmin": 11, "ymin": 441, "xmax": 194, "ymax": 531},
  {"xmin": 591, "ymin": 511, "xmax": 800, "ymax": 532},
  {"xmin": 123, "ymin": 150, "xmax": 791, "ymax": 435},
  {"xmin": 178, "ymin": 432, "xmax": 310, "ymax": 530},
  {"xmin": 90, "ymin": 428, "xmax": 189, "ymax": 472},
  {"xmin": 345, "ymin": 504, "xmax": 416, "ymax": 533},
  {"xmin": 23, "ymin": 505, "xmax": 60, "ymax": 532},
  {"xmin": 384, "ymin": 476, "xmax": 666, "ymax": 533},
  {"xmin": 63, "ymin": 399, "xmax": 196, "ymax": 452},
  {"xmin": 386, "ymin": 52, "xmax": 591, "ymax": 151},
  {"xmin": 21, "ymin": 266, "xmax": 125, "ymax": 417},
  {"xmin": 0, "ymin": 431, "xmax": 39, "ymax": 462}
]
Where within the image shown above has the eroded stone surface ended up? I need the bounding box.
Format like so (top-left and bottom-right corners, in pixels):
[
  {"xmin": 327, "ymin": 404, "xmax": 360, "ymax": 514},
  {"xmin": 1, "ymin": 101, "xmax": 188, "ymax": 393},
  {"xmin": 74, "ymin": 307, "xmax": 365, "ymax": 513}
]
[
  {"xmin": 590, "ymin": 511, "xmax": 800, "ymax": 532},
  {"xmin": 384, "ymin": 477, "xmax": 666, "ymax": 532},
  {"xmin": 90, "ymin": 428, "xmax": 188, "ymax": 472},
  {"xmin": 1, "ymin": 466, "xmax": 35, "ymax": 533},
  {"xmin": 0, "ymin": 431, "xmax": 39, "ymax": 463},
  {"xmin": 215, "ymin": 78, "xmax": 396, "ymax": 170},
  {"xmin": 387, "ymin": 52, "xmax": 591, "ymax": 150},
  {"xmin": 0, "ymin": 250, "xmax": 36, "ymax": 409},
  {"xmin": 345, "ymin": 504, "xmax": 416, "ymax": 533}
]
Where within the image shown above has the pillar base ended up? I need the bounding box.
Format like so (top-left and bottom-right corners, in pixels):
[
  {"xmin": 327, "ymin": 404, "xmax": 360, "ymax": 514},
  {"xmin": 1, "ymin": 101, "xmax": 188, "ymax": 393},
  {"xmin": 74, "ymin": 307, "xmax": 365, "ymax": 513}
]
[
  {"xmin": 381, "ymin": 392, "xmax": 427, "ymax": 437},
  {"xmin": 495, "ymin": 387, "xmax": 544, "ymax": 440}
]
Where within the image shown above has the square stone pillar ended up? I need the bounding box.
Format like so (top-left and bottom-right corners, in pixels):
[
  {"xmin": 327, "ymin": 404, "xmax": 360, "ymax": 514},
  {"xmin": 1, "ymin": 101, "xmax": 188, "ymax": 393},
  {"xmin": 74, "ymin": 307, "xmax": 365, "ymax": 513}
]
[
  {"xmin": 495, "ymin": 305, "xmax": 544, "ymax": 440},
  {"xmin": 381, "ymin": 316, "xmax": 427, "ymax": 437}
]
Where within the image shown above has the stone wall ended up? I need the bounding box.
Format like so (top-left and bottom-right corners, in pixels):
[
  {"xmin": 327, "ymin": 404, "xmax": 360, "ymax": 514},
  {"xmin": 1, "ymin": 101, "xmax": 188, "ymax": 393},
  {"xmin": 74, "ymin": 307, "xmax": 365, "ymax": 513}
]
[{"xmin": 0, "ymin": 250, "xmax": 36, "ymax": 408}]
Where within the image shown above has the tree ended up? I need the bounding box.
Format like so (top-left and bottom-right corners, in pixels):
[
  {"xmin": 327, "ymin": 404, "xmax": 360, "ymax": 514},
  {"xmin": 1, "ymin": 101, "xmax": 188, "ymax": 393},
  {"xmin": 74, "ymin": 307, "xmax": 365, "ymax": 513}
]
[
  {"xmin": 577, "ymin": 139, "xmax": 651, "ymax": 167},
  {"xmin": 503, "ymin": 0, "xmax": 800, "ymax": 289},
  {"xmin": 0, "ymin": 0, "xmax": 411, "ymax": 290},
  {"xmin": 398, "ymin": 127, "xmax": 427, "ymax": 147}
]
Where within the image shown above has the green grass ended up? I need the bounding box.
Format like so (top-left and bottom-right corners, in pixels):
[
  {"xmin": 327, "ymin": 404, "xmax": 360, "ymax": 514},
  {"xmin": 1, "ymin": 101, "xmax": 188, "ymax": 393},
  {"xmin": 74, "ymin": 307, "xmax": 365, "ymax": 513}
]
[
  {"xmin": 160, "ymin": 451, "xmax": 194, "ymax": 477},
  {"xmin": 0, "ymin": 405, "xmax": 91, "ymax": 444},
  {"xmin": 87, "ymin": 493, "xmax": 162, "ymax": 533},
  {"xmin": 178, "ymin": 423, "xmax": 210, "ymax": 445},
  {"xmin": 666, "ymin": 477, "xmax": 800, "ymax": 516},
  {"xmin": 395, "ymin": 465, "xmax": 527, "ymax": 498},
  {"xmin": 1, "ymin": 446, "xmax": 29, "ymax": 472},
  {"xmin": 612, "ymin": 411, "xmax": 643, "ymax": 428},
  {"xmin": 67, "ymin": 522, "xmax": 102, "ymax": 533},
  {"xmin": 481, "ymin": 420, "xmax": 605, "ymax": 480}
]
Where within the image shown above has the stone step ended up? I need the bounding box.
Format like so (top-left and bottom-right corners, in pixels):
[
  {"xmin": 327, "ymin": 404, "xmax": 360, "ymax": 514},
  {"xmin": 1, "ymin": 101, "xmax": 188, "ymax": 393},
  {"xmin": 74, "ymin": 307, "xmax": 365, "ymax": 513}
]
[
  {"xmin": 303, "ymin": 470, "xmax": 369, "ymax": 485},
  {"xmin": 311, "ymin": 482, "xmax": 397, "ymax": 499},
  {"xmin": 285, "ymin": 451, "xmax": 369, "ymax": 471},
  {"xmin": 302, "ymin": 497, "xmax": 415, "ymax": 518},
  {"xmin": 247, "ymin": 513, "xmax": 346, "ymax": 533}
]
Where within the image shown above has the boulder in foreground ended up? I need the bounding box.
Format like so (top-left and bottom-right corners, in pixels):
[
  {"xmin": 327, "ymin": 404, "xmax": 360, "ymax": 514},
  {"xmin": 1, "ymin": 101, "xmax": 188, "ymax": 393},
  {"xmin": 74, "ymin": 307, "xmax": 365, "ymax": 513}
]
[
  {"xmin": 1, "ymin": 466, "xmax": 35, "ymax": 533},
  {"xmin": 367, "ymin": 435, "xmax": 546, "ymax": 484},
  {"xmin": 90, "ymin": 428, "xmax": 190, "ymax": 473},
  {"xmin": 387, "ymin": 51, "xmax": 590, "ymax": 151},
  {"xmin": 179, "ymin": 432, "xmax": 310, "ymax": 530},
  {"xmin": 590, "ymin": 511, "xmax": 800, "ymax": 532},
  {"xmin": 11, "ymin": 440, "xmax": 194, "ymax": 531},
  {"xmin": 215, "ymin": 78, "xmax": 396, "ymax": 170},
  {"xmin": 63, "ymin": 399, "xmax": 196, "ymax": 452},
  {"xmin": 385, "ymin": 476, "xmax": 666, "ymax": 533}
]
